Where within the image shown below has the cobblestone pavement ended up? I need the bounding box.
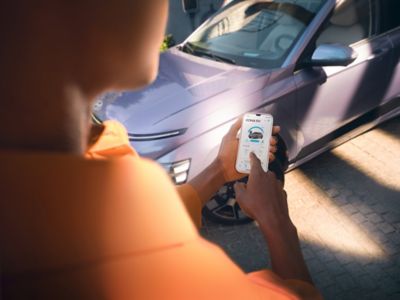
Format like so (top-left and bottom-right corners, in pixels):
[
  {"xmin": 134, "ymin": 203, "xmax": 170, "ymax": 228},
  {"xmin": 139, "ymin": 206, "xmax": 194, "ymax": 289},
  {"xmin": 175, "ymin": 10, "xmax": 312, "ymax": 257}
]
[{"xmin": 201, "ymin": 117, "xmax": 400, "ymax": 300}]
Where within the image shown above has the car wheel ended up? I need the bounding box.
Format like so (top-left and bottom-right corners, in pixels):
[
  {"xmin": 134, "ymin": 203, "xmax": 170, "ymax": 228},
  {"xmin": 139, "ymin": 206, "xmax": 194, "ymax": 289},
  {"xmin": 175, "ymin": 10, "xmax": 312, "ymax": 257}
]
[{"xmin": 202, "ymin": 135, "xmax": 288, "ymax": 225}]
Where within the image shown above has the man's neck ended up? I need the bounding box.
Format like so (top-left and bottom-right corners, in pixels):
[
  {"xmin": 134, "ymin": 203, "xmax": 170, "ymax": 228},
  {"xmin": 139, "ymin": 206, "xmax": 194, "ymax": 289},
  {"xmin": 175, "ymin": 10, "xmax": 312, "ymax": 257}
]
[{"xmin": 0, "ymin": 81, "xmax": 92, "ymax": 155}]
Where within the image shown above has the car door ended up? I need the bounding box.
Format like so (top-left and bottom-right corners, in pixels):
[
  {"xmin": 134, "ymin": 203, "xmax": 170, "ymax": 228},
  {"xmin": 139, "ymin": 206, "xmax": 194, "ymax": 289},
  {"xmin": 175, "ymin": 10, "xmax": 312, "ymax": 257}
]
[
  {"xmin": 293, "ymin": 0, "xmax": 393, "ymax": 160},
  {"xmin": 378, "ymin": 0, "xmax": 400, "ymax": 108}
]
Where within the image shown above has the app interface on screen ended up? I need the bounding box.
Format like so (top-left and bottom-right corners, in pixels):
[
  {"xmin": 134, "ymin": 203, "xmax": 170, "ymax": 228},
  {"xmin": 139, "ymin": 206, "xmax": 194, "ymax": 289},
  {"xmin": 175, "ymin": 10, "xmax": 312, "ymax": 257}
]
[{"xmin": 237, "ymin": 115, "xmax": 272, "ymax": 172}]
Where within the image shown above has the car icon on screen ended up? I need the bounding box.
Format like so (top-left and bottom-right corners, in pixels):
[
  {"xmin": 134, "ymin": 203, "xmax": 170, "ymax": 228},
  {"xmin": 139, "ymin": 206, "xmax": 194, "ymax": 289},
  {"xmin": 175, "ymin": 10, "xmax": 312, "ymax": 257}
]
[{"xmin": 248, "ymin": 130, "xmax": 263, "ymax": 139}]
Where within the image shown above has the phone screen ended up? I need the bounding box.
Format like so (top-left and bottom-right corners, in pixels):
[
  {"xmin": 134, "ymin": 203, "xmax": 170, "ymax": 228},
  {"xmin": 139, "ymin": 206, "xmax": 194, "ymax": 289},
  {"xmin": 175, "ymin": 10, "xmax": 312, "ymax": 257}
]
[{"xmin": 235, "ymin": 113, "xmax": 273, "ymax": 173}]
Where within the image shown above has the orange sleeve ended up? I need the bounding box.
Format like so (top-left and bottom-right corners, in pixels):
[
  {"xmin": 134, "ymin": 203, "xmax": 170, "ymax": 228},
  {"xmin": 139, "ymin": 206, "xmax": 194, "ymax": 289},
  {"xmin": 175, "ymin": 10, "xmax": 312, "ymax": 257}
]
[
  {"xmin": 86, "ymin": 120, "xmax": 137, "ymax": 159},
  {"xmin": 248, "ymin": 270, "xmax": 323, "ymax": 300},
  {"xmin": 175, "ymin": 184, "xmax": 203, "ymax": 229},
  {"xmin": 86, "ymin": 120, "xmax": 203, "ymax": 228}
]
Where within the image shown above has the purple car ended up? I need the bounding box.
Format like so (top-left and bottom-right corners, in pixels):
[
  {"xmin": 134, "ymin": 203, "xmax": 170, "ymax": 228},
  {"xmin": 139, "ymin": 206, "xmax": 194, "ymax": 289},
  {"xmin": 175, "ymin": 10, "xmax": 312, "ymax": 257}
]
[{"xmin": 93, "ymin": 0, "xmax": 400, "ymax": 224}]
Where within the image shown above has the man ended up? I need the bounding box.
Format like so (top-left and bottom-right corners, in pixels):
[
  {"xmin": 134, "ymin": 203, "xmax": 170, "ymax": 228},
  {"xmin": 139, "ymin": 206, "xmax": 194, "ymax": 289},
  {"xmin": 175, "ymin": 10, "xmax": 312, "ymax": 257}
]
[{"xmin": 0, "ymin": 1, "xmax": 321, "ymax": 299}]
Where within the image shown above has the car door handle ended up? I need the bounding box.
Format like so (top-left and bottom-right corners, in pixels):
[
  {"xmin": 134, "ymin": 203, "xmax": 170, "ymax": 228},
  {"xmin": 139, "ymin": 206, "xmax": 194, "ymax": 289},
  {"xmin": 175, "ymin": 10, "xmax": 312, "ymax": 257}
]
[{"xmin": 366, "ymin": 48, "xmax": 390, "ymax": 61}]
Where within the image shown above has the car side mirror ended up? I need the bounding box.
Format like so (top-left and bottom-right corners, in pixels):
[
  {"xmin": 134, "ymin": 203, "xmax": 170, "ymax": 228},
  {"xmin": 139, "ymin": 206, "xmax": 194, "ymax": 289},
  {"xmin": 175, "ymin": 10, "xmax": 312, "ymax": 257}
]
[{"xmin": 308, "ymin": 44, "xmax": 358, "ymax": 67}]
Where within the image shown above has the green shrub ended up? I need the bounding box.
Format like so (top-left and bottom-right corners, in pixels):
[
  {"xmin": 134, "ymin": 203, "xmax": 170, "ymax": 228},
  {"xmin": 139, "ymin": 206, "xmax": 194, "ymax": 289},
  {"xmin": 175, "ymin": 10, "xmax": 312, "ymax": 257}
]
[{"xmin": 160, "ymin": 34, "xmax": 176, "ymax": 52}]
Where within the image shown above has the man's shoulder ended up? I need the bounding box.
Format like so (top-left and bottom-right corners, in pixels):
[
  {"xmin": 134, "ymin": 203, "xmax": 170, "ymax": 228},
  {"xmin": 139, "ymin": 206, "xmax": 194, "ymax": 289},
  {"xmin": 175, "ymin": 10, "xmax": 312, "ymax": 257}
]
[
  {"xmin": 0, "ymin": 151, "xmax": 199, "ymax": 273},
  {"xmin": 86, "ymin": 120, "xmax": 137, "ymax": 158}
]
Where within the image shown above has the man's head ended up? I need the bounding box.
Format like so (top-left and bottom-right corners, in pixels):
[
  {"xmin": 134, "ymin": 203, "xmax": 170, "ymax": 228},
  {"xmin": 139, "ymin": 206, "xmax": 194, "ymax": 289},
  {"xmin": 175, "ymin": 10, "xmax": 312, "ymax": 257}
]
[
  {"xmin": 0, "ymin": 0, "xmax": 168, "ymax": 95},
  {"xmin": 0, "ymin": 0, "xmax": 168, "ymax": 153}
]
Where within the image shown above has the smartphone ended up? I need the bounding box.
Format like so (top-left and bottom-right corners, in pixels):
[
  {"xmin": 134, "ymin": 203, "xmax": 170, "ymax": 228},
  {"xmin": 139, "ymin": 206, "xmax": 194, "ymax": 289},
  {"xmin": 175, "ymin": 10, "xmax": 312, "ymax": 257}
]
[{"xmin": 235, "ymin": 113, "xmax": 273, "ymax": 174}]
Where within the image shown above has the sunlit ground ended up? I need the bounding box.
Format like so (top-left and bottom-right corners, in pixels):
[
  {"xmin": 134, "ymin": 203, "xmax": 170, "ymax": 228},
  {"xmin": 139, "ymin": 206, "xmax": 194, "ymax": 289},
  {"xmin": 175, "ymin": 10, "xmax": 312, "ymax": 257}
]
[
  {"xmin": 286, "ymin": 119, "xmax": 400, "ymax": 261},
  {"xmin": 286, "ymin": 170, "xmax": 387, "ymax": 259}
]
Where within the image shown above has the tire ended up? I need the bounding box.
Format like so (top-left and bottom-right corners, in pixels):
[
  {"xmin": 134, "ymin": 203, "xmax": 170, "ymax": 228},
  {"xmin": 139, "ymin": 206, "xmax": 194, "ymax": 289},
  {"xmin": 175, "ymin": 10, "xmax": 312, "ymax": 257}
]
[{"xmin": 202, "ymin": 134, "xmax": 288, "ymax": 225}]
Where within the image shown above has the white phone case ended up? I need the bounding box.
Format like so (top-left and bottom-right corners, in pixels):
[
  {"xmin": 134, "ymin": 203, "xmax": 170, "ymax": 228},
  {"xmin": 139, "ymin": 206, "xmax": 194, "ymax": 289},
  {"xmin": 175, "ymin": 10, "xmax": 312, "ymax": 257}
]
[{"xmin": 235, "ymin": 113, "xmax": 273, "ymax": 173}]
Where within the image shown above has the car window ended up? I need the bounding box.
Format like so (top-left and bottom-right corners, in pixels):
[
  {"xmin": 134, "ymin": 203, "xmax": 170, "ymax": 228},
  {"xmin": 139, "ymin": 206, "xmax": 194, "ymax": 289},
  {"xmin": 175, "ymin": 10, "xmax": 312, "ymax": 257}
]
[
  {"xmin": 378, "ymin": 0, "xmax": 400, "ymax": 33},
  {"xmin": 316, "ymin": 0, "xmax": 373, "ymax": 46},
  {"xmin": 183, "ymin": 0, "xmax": 327, "ymax": 69}
]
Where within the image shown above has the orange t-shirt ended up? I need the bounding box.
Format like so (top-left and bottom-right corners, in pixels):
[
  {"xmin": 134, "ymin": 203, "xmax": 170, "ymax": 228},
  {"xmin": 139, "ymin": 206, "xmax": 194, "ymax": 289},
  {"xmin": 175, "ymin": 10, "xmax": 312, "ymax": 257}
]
[
  {"xmin": 0, "ymin": 121, "xmax": 321, "ymax": 299},
  {"xmin": 86, "ymin": 120, "xmax": 203, "ymax": 228}
]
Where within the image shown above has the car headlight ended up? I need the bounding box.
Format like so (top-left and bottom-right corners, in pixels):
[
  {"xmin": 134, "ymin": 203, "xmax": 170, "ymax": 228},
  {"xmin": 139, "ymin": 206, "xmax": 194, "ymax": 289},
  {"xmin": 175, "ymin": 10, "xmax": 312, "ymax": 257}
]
[
  {"xmin": 161, "ymin": 159, "xmax": 191, "ymax": 185},
  {"xmin": 128, "ymin": 128, "xmax": 187, "ymax": 141}
]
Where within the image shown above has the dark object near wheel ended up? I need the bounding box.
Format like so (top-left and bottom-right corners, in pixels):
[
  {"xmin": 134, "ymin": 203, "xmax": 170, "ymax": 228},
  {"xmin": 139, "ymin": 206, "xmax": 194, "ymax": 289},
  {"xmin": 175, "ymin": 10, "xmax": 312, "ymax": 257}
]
[{"xmin": 202, "ymin": 135, "xmax": 288, "ymax": 225}]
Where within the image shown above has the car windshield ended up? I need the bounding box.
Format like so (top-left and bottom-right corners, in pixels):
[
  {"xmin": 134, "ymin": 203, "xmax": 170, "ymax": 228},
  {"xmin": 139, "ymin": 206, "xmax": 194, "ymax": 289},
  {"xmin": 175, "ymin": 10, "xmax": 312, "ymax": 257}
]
[{"xmin": 183, "ymin": 0, "xmax": 327, "ymax": 69}]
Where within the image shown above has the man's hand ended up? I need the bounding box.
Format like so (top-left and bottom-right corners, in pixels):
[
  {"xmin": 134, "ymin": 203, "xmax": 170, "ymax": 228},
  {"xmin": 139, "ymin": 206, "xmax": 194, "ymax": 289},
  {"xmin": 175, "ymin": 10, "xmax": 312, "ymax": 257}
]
[
  {"xmin": 215, "ymin": 117, "xmax": 280, "ymax": 183},
  {"xmin": 187, "ymin": 117, "xmax": 282, "ymax": 217},
  {"xmin": 234, "ymin": 152, "xmax": 291, "ymax": 232},
  {"xmin": 234, "ymin": 153, "xmax": 313, "ymax": 284}
]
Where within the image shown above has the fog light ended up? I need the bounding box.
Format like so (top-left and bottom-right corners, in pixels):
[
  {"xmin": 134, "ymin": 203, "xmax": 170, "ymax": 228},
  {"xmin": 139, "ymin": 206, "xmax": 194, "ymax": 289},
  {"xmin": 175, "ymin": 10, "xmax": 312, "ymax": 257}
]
[
  {"xmin": 174, "ymin": 172, "xmax": 188, "ymax": 184},
  {"xmin": 161, "ymin": 159, "xmax": 191, "ymax": 185}
]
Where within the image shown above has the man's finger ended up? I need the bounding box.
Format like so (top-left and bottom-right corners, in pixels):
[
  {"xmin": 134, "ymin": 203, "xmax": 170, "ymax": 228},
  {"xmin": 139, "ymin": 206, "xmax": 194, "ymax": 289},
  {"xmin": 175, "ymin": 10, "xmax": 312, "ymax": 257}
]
[
  {"xmin": 266, "ymin": 169, "xmax": 278, "ymax": 181},
  {"xmin": 269, "ymin": 152, "xmax": 275, "ymax": 162},
  {"xmin": 227, "ymin": 117, "xmax": 243, "ymax": 137},
  {"xmin": 272, "ymin": 125, "xmax": 280, "ymax": 135},
  {"xmin": 234, "ymin": 182, "xmax": 246, "ymax": 199},
  {"xmin": 269, "ymin": 136, "xmax": 278, "ymax": 146},
  {"xmin": 249, "ymin": 152, "xmax": 264, "ymax": 176}
]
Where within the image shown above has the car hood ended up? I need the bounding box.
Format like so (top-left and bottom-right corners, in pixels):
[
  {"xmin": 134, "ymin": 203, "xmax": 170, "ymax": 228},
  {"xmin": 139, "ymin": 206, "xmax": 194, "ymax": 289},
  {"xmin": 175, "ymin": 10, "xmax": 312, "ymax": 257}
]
[
  {"xmin": 94, "ymin": 48, "xmax": 272, "ymax": 158},
  {"xmin": 95, "ymin": 49, "xmax": 270, "ymax": 130}
]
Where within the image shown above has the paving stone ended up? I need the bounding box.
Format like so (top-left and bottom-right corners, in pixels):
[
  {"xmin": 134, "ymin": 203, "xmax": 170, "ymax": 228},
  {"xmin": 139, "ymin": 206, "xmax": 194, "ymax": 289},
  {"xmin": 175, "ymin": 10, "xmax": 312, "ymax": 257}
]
[
  {"xmin": 326, "ymin": 260, "xmax": 347, "ymax": 277},
  {"xmin": 336, "ymin": 289, "xmax": 364, "ymax": 300},
  {"xmin": 359, "ymin": 204, "xmax": 375, "ymax": 215},
  {"xmin": 372, "ymin": 203, "xmax": 390, "ymax": 214},
  {"xmin": 339, "ymin": 188, "xmax": 354, "ymax": 198},
  {"xmin": 326, "ymin": 188, "xmax": 340, "ymax": 198},
  {"xmin": 336, "ymin": 274, "xmax": 358, "ymax": 290},
  {"xmin": 366, "ymin": 290, "xmax": 389, "ymax": 300},
  {"xmin": 382, "ymin": 212, "xmax": 400, "ymax": 223},
  {"xmin": 343, "ymin": 261, "xmax": 365, "ymax": 274},
  {"xmin": 334, "ymin": 195, "xmax": 349, "ymax": 206},
  {"xmin": 362, "ymin": 220, "xmax": 379, "ymax": 233},
  {"xmin": 385, "ymin": 232, "xmax": 400, "ymax": 245},
  {"xmin": 301, "ymin": 247, "xmax": 315, "ymax": 260},
  {"xmin": 316, "ymin": 249, "xmax": 336, "ymax": 263},
  {"xmin": 378, "ymin": 278, "xmax": 400, "ymax": 294},
  {"xmin": 382, "ymin": 242, "xmax": 400, "ymax": 256},
  {"xmin": 314, "ymin": 271, "xmax": 335, "ymax": 288},
  {"xmin": 307, "ymin": 258, "xmax": 327, "ymax": 274},
  {"xmin": 352, "ymin": 212, "xmax": 367, "ymax": 224},
  {"xmin": 342, "ymin": 203, "xmax": 359, "ymax": 215},
  {"xmin": 374, "ymin": 231, "xmax": 390, "ymax": 244},
  {"xmin": 378, "ymin": 222, "xmax": 396, "ymax": 234},
  {"xmin": 322, "ymin": 285, "xmax": 341, "ymax": 300},
  {"xmin": 367, "ymin": 212, "xmax": 384, "ymax": 224}
]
